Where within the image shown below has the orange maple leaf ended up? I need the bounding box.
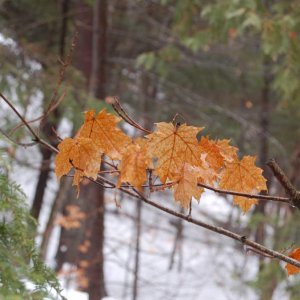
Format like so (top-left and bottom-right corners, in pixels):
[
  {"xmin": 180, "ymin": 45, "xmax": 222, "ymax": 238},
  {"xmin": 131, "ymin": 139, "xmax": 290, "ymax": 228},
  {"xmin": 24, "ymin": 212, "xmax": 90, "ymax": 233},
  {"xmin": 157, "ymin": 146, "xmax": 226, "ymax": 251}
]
[
  {"xmin": 173, "ymin": 163, "xmax": 204, "ymax": 208},
  {"xmin": 199, "ymin": 136, "xmax": 225, "ymax": 172},
  {"xmin": 216, "ymin": 139, "xmax": 238, "ymax": 163},
  {"xmin": 78, "ymin": 109, "xmax": 131, "ymax": 160},
  {"xmin": 118, "ymin": 139, "xmax": 152, "ymax": 189},
  {"xmin": 219, "ymin": 156, "xmax": 267, "ymax": 212},
  {"xmin": 285, "ymin": 248, "xmax": 300, "ymax": 275},
  {"xmin": 147, "ymin": 122, "xmax": 203, "ymax": 183},
  {"xmin": 55, "ymin": 137, "xmax": 102, "ymax": 190}
]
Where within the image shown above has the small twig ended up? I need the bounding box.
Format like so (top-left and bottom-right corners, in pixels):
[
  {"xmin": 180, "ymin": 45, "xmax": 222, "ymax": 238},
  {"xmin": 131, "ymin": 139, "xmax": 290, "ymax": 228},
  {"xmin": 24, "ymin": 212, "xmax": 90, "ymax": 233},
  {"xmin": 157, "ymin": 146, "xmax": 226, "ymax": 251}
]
[
  {"xmin": 267, "ymin": 159, "xmax": 300, "ymax": 209},
  {"xmin": 10, "ymin": 33, "xmax": 76, "ymax": 135},
  {"xmin": 0, "ymin": 92, "xmax": 39, "ymax": 139},
  {"xmin": 245, "ymin": 247, "xmax": 274, "ymax": 258},
  {"xmin": 0, "ymin": 92, "xmax": 58, "ymax": 154},
  {"xmin": 9, "ymin": 88, "xmax": 67, "ymax": 135},
  {"xmin": 0, "ymin": 128, "xmax": 38, "ymax": 147},
  {"xmin": 52, "ymin": 127, "xmax": 63, "ymax": 142},
  {"xmin": 188, "ymin": 202, "xmax": 192, "ymax": 217},
  {"xmin": 197, "ymin": 182, "xmax": 290, "ymax": 204},
  {"xmin": 98, "ymin": 170, "xmax": 120, "ymax": 174},
  {"xmin": 41, "ymin": 32, "xmax": 77, "ymax": 126},
  {"xmin": 108, "ymin": 96, "xmax": 152, "ymax": 134},
  {"xmin": 148, "ymin": 169, "xmax": 153, "ymax": 193},
  {"xmin": 171, "ymin": 112, "xmax": 187, "ymax": 125}
]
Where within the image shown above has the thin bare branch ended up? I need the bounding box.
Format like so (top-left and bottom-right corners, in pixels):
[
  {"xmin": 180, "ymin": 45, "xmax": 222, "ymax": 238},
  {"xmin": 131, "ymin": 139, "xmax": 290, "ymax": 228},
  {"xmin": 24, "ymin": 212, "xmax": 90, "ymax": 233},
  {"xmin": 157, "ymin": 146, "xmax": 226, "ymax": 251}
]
[
  {"xmin": 267, "ymin": 159, "xmax": 300, "ymax": 208},
  {"xmin": 0, "ymin": 128, "xmax": 38, "ymax": 147},
  {"xmin": 0, "ymin": 92, "xmax": 58, "ymax": 154},
  {"xmin": 197, "ymin": 182, "xmax": 290, "ymax": 204},
  {"xmin": 107, "ymin": 96, "xmax": 152, "ymax": 134},
  {"xmin": 94, "ymin": 176, "xmax": 300, "ymax": 269}
]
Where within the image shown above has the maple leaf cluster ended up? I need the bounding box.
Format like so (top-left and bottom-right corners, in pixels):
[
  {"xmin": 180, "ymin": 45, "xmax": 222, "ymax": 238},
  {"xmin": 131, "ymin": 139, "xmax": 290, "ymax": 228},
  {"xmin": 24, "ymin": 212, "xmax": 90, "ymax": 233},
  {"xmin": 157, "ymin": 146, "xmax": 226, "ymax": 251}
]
[{"xmin": 55, "ymin": 108, "xmax": 268, "ymax": 213}]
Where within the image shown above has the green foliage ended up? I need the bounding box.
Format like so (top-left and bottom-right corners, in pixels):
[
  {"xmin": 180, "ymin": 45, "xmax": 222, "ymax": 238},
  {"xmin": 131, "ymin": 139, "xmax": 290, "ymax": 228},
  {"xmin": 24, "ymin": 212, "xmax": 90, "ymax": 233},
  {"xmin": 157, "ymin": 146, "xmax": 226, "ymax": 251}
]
[{"xmin": 0, "ymin": 171, "xmax": 64, "ymax": 299}]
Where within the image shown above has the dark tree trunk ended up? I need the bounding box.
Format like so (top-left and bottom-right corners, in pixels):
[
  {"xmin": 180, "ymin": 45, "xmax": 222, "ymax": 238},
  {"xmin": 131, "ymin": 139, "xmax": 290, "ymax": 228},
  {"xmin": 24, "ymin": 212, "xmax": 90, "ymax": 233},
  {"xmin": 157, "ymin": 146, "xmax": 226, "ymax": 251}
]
[
  {"xmin": 85, "ymin": 1, "xmax": 107, "ymax": 299},
  {"xmin": 89, "ymin": 0, "xmax": 107, "ymax": 98},
  {"xmin": 254, "ymin": 55, "xmax": 273, "ymax": 273},
  {"xmin": 40, "ymin": 176, "xmax": 72, "ymax": 260},
  {"xmin": 31, "ymin": 140, "xmax": 54, "ymax": 220},
  {"xmin": 73, "ymin": 0, "xmax": 93, "ymax": 84},
  {"xmin": 30, "ymin": 0, "xmax": 70, "ymax": 221}
]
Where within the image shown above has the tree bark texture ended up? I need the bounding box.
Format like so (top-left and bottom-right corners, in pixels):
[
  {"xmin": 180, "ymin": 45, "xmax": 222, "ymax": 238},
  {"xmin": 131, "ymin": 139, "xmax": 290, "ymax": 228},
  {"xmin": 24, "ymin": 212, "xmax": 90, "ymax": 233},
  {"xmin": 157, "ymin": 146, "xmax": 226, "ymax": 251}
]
[{"xmin": 55, "ymin": 1, "xmax": 108, "ymax": 299}]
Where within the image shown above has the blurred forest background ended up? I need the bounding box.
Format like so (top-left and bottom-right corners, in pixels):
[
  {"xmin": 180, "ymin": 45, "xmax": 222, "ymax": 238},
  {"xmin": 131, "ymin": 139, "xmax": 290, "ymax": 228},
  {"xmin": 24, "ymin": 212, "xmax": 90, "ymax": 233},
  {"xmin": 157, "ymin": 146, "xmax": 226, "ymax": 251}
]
[{"xmin": 1, "ymin": 0, "xmax": 300, "ymax": 299}]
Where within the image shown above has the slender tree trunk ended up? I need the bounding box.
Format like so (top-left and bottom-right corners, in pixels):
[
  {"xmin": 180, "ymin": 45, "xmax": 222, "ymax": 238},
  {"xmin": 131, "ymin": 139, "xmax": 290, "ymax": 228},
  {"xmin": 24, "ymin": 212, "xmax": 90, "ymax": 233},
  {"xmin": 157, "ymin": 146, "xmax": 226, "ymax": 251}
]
[
  {"xmin": 131, "ymin": 72, "xmax": 157, "ymax": 300},
  {"xmin": 30, "ymin": 0, "xmax": 69, "ymax": 221},
  {"xmin": 169, "ymin": 217, "xmax": 183, "ymax": 271},
  {"xmin": 254, "ymin": 56, "xmax": 272, "ymax": 248},
  {"xmin": 290, "ymin": 140, "xmax": 300, "ymax": 187},
  {"xmin": 89, "ymin": 0, "xmax": 107, "ymax": 98},
  {"xmin": 31, "ymin": 143, "xmax": 54, "ymax": 220},
  {"xmin": 132, "ymin": 198, "xmax": 142, "ymax": 300},
  {"xmin": 85, "ymin": 1, "xmax": 107, "ymax": 299},
  {"xmin": 40, "ymin": 177, "xmax": 72, "ymax": 260}
]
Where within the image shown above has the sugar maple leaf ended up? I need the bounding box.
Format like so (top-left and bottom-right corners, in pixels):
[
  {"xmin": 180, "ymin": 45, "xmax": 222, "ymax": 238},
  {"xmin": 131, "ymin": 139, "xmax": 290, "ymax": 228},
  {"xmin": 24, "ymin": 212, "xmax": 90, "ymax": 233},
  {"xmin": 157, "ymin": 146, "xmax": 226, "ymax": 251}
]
[
  {"xmin": 118, "ymin": 139, "xmax": 152, "ymax": 189},
  {"xmin": 147, "ymin": 122, "xmax": 203, "ymax": 183},
  {"xmin": 55, "ymin": 137, "xmax": 102, "ymax": 190},
  {"xmin": 219, "ymin": 156, "xmax": 267, "ymax": 213},
  {"xmin": 78, "ymin": 109, "xmax": 131, "ymax": 160},
  {"xmin": 199, "ymin": 136, "xmax": 224, "ymax": 172},
  {"xmin": 173, "ymin": 163, "xmax": 204, "ymax": 208},
  {"xmin": 216, "ymin": 139, "xmax": 238, "ymax": 163},
  {"xmin": 285, "ymin": 248, "xmax": 300, "ymax": 275}
]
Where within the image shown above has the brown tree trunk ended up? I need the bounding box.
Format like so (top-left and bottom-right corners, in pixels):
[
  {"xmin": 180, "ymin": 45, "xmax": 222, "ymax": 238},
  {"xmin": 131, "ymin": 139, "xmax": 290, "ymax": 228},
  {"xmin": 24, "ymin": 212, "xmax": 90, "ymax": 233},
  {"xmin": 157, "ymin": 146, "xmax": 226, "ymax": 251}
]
[
  {"xmin": 55, "ymin": 1, "xmax": 108, "ymax": 299},
  {"xmin": 80, "ymin": 183, "xmax": 107, "ymax": 299},
  {"xmin": 84, "ymin": 1, "xmax": 107, "ymax": 299},
  {"xmin": 89, "ymin": 0, "xmax": 107, "ymax": 98}
]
